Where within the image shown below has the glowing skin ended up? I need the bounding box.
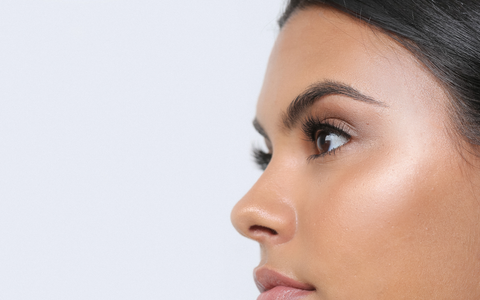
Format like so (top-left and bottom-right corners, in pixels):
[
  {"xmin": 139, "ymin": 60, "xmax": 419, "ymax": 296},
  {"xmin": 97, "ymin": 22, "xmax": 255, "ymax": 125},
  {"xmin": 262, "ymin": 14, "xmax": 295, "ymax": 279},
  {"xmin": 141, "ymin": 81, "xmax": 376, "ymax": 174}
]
[{"xmin": 231, "ymin": 6, "xmax": 480, "ymax": 300}]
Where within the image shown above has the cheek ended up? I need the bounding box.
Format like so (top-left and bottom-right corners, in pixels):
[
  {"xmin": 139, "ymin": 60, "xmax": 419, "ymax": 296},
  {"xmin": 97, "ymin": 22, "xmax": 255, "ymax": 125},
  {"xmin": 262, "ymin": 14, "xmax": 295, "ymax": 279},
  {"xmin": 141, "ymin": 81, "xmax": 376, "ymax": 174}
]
[{"xmin": 297, "ymin": 145, "xmax": 480, "ymax": 297}]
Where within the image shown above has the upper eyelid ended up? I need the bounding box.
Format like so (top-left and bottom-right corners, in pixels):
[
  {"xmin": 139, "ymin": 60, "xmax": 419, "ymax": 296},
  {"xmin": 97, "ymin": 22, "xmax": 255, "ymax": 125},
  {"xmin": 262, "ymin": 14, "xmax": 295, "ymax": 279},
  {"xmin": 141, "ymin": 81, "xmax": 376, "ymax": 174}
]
[
  {"xmin": 305, "ymin": 122, "xmax": 349, "ymax": 137},
  {"xmin": 281, "ymin": 80, "xmax": 386, "ymax": 132},
  {"xmin": 254, "ymin": 115, "xmax": 353, "ymax": 159},
  {"xmin": 301, "ymin": 117, "xmax": 352, "ymax": 139}
]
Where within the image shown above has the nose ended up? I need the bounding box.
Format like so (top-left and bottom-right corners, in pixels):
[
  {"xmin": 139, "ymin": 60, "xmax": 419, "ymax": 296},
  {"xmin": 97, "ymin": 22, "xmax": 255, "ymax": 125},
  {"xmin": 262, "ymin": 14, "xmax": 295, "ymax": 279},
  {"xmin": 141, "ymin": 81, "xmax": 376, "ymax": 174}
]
[{"xmin": 231, "ymin": 169, "xmax": 297, "ymax": 246}]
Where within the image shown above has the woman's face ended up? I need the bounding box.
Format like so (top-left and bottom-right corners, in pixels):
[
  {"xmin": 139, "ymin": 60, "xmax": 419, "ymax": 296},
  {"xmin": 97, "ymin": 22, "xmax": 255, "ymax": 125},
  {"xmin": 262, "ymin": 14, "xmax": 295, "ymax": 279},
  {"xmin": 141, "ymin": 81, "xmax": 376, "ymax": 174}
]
[{"xmin": 231, "ymin": 6, "xmax": 480, "ymax": 300}]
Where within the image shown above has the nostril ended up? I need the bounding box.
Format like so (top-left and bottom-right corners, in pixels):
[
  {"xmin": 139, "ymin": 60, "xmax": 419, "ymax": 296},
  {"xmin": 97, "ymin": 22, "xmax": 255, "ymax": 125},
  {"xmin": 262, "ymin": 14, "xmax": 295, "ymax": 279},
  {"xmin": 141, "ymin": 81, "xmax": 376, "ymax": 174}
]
[{"xmin": 249, "ymin": 225, "xmax": 278, "ymax": 235}]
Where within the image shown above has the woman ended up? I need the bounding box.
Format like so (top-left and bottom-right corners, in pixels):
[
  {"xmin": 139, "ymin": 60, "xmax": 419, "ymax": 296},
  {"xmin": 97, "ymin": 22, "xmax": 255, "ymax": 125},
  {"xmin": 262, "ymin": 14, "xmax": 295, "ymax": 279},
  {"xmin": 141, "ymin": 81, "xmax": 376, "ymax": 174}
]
[{"xmin": 231, "ymin": 0, "xmax": 480, "ymax": 299}]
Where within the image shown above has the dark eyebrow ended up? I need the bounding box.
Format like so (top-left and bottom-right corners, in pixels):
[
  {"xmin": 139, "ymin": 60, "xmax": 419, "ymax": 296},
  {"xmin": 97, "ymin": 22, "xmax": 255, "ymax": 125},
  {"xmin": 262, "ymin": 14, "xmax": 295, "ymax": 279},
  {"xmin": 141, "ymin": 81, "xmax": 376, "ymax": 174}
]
[
  {"xmin": 253, "ymin": 118, "xmax": 269, "ymax": 140},
  {"xmin": 282, "ymin": 80, "xmax": 386, "ymax": 130}
]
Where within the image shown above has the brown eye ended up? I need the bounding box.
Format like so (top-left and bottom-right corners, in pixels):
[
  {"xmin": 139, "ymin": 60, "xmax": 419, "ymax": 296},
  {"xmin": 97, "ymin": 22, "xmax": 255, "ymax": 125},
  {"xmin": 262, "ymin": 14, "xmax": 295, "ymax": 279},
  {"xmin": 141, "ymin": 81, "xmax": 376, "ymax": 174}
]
[{"xmin": 316, "ymin": 129, "xmax": 349, "ymax": 155}]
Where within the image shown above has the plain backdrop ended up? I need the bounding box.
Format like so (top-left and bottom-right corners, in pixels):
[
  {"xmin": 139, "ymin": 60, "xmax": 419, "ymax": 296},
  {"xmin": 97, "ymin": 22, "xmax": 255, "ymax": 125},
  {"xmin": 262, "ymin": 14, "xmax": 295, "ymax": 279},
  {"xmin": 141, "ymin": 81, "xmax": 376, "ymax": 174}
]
[{"xmin": 0, "ymin": 1, "xmax": 285, "ymax": 299}]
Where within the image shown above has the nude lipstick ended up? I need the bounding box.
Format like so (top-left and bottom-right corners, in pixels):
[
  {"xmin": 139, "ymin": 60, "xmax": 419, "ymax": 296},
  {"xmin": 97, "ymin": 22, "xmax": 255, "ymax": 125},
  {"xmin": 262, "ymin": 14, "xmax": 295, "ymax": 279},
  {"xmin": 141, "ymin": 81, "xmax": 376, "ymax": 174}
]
[{"xmin": 254, "ymin": 268, "xmax": 315, "ymax": 300}]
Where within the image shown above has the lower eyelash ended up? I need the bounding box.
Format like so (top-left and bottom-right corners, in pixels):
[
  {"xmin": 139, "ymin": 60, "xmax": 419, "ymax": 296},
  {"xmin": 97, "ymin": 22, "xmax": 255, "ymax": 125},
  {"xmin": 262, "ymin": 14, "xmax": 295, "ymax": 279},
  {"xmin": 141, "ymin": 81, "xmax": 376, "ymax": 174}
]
[{"xmin": 307, "ymin": 146, "xmax": 341, "ymax": 161}]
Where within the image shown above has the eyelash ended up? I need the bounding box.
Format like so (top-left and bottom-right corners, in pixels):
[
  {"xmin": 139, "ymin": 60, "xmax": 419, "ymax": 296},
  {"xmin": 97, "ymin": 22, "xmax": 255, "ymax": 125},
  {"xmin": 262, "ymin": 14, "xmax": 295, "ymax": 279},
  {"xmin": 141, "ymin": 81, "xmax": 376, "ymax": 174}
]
[
  {"xmin": 252, "ymin": 147, "xmax": 271, "ymax": 171},
  {"xmin": 302, "ymin": 115, "xmax": 351, "ymax": 160},
  {"xmin": 252, "ymin": 116, "xmax": 351, "ymax": 170}
]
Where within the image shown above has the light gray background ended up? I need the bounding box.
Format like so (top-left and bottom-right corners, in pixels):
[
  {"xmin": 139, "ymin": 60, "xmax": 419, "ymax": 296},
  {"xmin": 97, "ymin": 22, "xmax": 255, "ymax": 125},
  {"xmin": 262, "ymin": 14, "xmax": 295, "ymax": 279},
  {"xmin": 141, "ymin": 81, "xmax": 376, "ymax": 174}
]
[{"xmin": 0, "ymin": 1, "xmax": 285, "ymax": 299}]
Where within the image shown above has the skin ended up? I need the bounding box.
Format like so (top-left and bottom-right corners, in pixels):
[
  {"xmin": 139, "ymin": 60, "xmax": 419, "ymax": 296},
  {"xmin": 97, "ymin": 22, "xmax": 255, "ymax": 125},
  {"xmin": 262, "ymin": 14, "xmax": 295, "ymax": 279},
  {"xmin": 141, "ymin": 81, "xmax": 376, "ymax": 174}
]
[{"xmin": 231, "ymin": 6, "xmax": 480, "ymax": 300}]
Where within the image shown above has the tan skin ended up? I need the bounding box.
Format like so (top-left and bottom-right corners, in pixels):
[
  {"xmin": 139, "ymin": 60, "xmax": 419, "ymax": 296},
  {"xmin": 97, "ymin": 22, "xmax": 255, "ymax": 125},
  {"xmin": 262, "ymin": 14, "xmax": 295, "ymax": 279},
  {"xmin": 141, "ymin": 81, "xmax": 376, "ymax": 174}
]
[{"xmin": 231, "ymin": 6, "xmax": 480, "ymax": 300}]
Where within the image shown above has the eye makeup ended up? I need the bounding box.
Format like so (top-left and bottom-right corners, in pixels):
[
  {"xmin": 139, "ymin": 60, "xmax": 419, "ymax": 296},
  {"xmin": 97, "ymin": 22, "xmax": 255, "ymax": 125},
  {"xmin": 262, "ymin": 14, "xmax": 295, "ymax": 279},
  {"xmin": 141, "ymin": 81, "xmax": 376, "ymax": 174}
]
[
  {"xmin": 252, "ymin": 114, "xmax": 352, "ymax": 170},
  {"xmin": 301, "ymin": 115, "xmax": 352, "ymax": 161}
]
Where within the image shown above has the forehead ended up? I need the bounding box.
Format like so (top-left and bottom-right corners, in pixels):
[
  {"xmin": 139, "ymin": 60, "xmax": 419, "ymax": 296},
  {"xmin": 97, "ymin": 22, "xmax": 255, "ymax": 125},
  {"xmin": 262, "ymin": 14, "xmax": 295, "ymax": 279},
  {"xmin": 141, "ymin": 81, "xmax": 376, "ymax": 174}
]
[{"xmin": 256, "ymin": 6, "xmax": 447, "ymax": 132}]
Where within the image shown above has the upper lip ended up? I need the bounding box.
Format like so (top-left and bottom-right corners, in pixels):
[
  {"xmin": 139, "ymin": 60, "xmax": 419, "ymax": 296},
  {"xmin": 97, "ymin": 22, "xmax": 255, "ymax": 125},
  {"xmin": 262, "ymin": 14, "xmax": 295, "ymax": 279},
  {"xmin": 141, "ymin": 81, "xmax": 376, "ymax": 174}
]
[{"xmin": 254, "ymin": 267, "xmax": 315, "ymax": 293}]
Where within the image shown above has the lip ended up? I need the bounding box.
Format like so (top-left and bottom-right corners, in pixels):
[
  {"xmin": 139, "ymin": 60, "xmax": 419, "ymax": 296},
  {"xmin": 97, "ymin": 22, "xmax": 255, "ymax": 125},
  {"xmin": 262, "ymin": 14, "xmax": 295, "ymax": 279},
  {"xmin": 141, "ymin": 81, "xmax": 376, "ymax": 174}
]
[{"xmin": 254, "ymin": 267, "xmax": 315, "ymax": 300}]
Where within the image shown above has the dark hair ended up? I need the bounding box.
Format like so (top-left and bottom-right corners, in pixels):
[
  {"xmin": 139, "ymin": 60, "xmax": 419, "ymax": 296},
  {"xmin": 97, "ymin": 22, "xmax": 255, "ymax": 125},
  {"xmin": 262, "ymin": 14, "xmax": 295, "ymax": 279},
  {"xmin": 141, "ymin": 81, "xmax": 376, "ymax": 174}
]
[{"xmin": 279, "ymin": 0, "xmax": 480, "ymax": 148}]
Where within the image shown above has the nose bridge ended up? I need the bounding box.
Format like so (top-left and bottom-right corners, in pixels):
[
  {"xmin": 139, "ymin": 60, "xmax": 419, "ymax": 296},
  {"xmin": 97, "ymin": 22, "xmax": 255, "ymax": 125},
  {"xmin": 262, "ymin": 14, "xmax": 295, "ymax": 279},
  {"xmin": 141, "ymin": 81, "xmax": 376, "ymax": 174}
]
[{"xmin": 231, "ymin": 166, "xmax": 298, "ymax": 245}]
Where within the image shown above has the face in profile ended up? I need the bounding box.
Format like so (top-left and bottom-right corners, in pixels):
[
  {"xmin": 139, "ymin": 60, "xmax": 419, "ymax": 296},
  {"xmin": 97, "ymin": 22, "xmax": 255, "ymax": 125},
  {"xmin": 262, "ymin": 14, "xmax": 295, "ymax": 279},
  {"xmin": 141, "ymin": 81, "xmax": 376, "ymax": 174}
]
[{"xmin": 231, "ymin": 6, "xmax": 480, "ymax": 300}]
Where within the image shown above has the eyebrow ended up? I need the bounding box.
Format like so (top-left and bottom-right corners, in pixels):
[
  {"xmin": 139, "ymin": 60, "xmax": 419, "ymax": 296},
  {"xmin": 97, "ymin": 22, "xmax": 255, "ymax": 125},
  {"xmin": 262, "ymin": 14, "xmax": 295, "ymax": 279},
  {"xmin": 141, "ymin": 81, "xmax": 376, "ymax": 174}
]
[
  {"xmin": 252, "ymin": 80, "xmax": 385, "ymax": 138},
  {"xmin": 253, "ymin": 118, "xmax": 268, "ymax": 139},
  {"xmin": 281, "ymin": 80, "xmax": 385, "ymax": 130}
]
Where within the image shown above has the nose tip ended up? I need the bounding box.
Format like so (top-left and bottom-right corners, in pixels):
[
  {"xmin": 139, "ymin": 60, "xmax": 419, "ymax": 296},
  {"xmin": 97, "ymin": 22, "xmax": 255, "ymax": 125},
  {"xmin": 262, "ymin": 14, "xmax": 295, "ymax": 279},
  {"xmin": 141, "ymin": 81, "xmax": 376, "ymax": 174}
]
[{"xmin": 231, "ymin": 178, "xmax": 297, "ymax": 245}]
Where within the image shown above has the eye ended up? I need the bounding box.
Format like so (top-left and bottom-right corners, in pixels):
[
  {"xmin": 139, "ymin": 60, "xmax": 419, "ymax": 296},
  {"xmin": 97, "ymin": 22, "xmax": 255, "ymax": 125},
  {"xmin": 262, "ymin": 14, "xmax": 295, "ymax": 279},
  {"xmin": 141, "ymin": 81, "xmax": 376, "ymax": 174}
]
[
  {"xmin": 315, "ymin": 129, "xmax": 349, "ymax": 155},
  {"xmin": 302, "ymin": 116, "xmax": 351, "ymax": 159}
]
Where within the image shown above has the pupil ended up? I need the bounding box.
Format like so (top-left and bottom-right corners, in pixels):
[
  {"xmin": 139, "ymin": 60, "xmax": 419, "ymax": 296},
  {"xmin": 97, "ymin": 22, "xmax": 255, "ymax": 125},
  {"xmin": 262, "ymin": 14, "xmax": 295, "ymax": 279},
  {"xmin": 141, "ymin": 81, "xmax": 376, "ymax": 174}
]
[{"xmin": 317, "ymin": 131, "xmax": 331, "ymax": 153}]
